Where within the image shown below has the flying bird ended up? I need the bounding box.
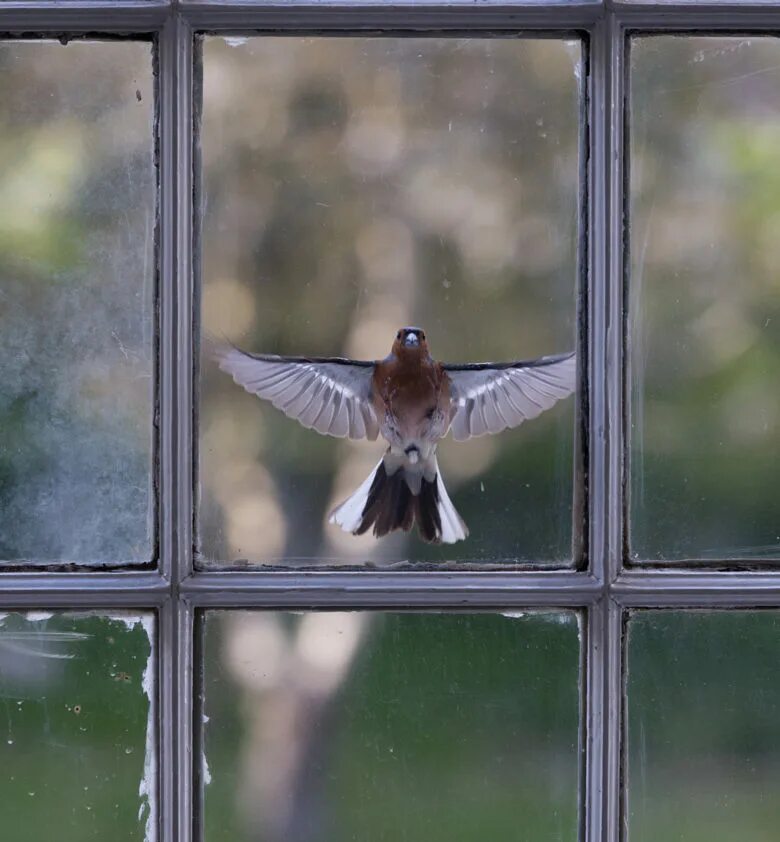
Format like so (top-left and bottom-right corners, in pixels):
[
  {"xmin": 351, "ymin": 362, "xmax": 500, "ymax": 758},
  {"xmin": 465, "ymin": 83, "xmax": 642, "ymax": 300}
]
[{"xmin": 213, "ymin": 328, "xmax": 576, "ymax": 545}]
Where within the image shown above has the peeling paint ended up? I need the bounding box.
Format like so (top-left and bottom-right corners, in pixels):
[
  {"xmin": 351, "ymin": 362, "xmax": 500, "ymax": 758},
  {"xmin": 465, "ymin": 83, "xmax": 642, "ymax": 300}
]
[
  {"xmin": 105, "ymin": 614, "xmax": 157, "ymax": 842},
  {"xmin": 202, "ymin": 752, "xmax": 212, "ymax": 787},
  {"xmin": 201, "ymin": 712, "xmax": 212, "ymax": 786},
  {"xmin": 140, "ymin": 615, "xmax": 157, "ymax": 842},
  {"xmin": 82, "ymin": 612, "xmax": 157, "ymax": 842}
]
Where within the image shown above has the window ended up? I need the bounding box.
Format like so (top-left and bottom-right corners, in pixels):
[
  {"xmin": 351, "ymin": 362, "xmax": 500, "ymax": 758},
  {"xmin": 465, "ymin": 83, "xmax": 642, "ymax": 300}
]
[{"xmin": 1, "ymin": 2, "xmax": 778, "ymax": 841}]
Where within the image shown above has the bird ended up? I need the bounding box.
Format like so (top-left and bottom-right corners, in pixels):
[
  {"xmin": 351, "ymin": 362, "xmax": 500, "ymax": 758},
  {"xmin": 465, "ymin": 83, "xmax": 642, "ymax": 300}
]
[{"xmin": 212, "ymin": 327, "xmax": 576, "ymax": 545}]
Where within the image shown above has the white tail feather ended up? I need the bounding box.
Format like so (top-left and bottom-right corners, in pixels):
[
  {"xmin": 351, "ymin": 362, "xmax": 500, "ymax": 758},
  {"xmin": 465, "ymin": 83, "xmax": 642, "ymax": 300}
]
[
  {"xmin": 431, "ymin": 457, "xmax": 469, "ymax": 544},
  {"xmin": 328, "ymin": 458, "xmax": 384, "ymax": 533},
  {"xmin": 328, "ymin": 453, "xmax": 469, "ymax": 544}
]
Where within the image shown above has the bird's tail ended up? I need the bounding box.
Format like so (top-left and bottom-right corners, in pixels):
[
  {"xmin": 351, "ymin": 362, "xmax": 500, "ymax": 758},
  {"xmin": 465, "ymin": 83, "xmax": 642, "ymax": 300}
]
[{"xmin": 328, "ymin": 452, "xmax": 468, "ymax": 544}]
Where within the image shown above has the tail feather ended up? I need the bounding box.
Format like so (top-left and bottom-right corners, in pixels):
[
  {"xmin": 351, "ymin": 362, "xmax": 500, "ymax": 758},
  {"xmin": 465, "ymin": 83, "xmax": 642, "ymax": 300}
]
[
  {"xmin": 414, "ymin": 476, "xmax": 442, "ymax": 543},
  {"xmin": 435, "ymin": 474, "xmax": 469, "ymax": 544},
  {"xmin": 329, "ymin": 454, "xmax": 468, "ymax": 544},
  {"xmin": 328, "ymin": 459, "xmax": 383, "ymax": 534}
]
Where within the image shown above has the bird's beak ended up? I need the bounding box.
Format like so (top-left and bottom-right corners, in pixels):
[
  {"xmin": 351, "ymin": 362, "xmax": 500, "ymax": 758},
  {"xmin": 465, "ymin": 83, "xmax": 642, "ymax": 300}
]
[{"xmin": 403, "ymin": 332, "xmax": 419, "ymax": 347}]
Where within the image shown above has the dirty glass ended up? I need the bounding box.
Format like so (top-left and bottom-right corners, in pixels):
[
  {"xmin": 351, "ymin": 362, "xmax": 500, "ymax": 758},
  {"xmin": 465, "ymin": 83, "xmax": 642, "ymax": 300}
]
[
  {"xmin": 626, "ymin": 610, "xmax": 780, "ymax": 841},
  {"xmin": 200, "ymin": 610, "xmax": 580, "ymax": 842},
  {"xmin": 629, "ymin": 37, "xmax": 780, "ymax": 562},
  {"xmin": 0, "ymin": 612, "xmax": 156, "ymax": 842},
  {"xmin": 198, "ymin": 36, "xmax": 582, "ymax": 568},
  {"xmin": 0, "ymin": 41, "xmax": 155, "ymax": 567}
]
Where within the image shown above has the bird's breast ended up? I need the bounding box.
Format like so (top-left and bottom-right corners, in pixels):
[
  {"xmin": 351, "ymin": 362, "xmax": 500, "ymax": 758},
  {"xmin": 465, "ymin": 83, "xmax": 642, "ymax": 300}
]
[{"xmin": 373, "ymin": 357, "xmax": 450, "ymax": 443}]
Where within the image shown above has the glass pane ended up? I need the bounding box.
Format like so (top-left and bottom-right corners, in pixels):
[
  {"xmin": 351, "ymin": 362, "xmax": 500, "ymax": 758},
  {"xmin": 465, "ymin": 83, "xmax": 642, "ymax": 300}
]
[
  {"xmin": 199, "ymin": 36, "xmax": 581, "ymax": 568},
  {"xmin": 629, "ymin": 37, "xmax": 780, "ymax": 562},
  {"xmin": 627, "ymin": 610, "xmax": 780, "ymax": 841},
  {"xmin": 201, "ymin": 610, "xmax": 581, "ymax": 841},
  {"xmin": 0, "ymin": 612, "xmax": 156, "ymax": 842},
  {"xmin": 0, "ymin": 41, "xmax": 155, "ymax": 567}
]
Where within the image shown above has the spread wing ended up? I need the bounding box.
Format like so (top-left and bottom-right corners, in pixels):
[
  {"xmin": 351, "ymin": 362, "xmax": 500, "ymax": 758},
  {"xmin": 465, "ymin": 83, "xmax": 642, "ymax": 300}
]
[
  {"xmin": 444, "ymin": 352, "xmax": 576, "ymax": 441},
  {"xmin": 213, "ymin": 344, "xmax": 380, "ymax": 440}
]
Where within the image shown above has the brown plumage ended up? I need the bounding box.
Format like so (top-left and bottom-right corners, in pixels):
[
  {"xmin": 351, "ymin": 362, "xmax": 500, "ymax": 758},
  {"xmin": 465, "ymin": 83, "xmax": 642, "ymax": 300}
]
[{"xmin": 213, "ymin": 326, "xmax": 576, "ymax": 544}]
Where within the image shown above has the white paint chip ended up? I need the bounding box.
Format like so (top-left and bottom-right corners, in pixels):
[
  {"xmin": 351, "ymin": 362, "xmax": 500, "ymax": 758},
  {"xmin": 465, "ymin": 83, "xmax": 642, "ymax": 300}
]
[
  {"xmin": 25, "ymin": 612, "xmax": 54, "ymax": 622},
  {"xmin": 106, "ymin": 613, "xmax": 157, "ymax": 842}
]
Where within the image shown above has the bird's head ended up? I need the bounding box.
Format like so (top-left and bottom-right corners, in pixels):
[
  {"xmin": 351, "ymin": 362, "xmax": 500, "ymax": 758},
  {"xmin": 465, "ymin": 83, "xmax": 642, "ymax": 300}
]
[{"xmin": 393, "ymin": 326, "xmax": 429, "ymax": 356}]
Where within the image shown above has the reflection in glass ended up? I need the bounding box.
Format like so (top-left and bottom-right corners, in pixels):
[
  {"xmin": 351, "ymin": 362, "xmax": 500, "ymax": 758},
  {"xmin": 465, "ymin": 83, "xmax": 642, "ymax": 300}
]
[
  {"xmin": 0, "ymin": 41, "xmax": 155, "ymax": 566},
  {"xmin": 627, "ymin": 610, "xmax": 780, "ymax": 841},
  {"xmin": 630, "ymin": 37, "xmax": 780, "ymax": 561},
  {"xmin": 0, "ymin": 612, "xmax": 155, "ymax": 842},
  {"xmin": 201, "ymin": 610, "xmax": 581, "ymax": 842},
  {"xmin": 198, "ymin": 36, "xmax": 582, "ymax": 567}
]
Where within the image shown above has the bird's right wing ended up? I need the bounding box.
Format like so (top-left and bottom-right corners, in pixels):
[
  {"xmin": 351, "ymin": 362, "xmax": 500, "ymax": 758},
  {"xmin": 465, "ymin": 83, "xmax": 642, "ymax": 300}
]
[
  {"xmin": 212, "ymin": 344, "xmax": 380, "ymax": 440},
  {"xmin": 444, "ymin": 352, "xmax": 576, "ymax": 440}
]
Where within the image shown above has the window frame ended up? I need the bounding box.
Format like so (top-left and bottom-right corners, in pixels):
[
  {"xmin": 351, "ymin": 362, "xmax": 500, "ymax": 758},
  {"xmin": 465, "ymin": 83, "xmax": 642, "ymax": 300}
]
[{"xmin": 2, "ymin": 2, "xmax": 780, "ymax": 841}]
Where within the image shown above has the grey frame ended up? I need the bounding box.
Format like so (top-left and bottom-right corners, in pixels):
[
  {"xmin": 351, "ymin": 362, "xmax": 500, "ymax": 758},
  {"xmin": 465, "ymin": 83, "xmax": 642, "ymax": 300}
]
[{"xmin": 2, "ymin": 2, "xmax": 780, "ymax": 841}]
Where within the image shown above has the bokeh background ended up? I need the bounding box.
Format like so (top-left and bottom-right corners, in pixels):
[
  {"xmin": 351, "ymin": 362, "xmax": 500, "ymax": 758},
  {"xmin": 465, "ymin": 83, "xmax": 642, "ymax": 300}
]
[
  {"xmin": 198, "ymin": 36, "xmax": 583, "ymax": 567},
  {"xmin": 630, "ymin": 37, "xmax": 780, "ymax": 562},
  {"xmin": 200, "ymin": 610, "xmax": 581, "ymax": 842},
  {"xmin": 0, "ymin": 612, "xmax": 154, "ymax": 842},
  {"xmin": 627, "ymin": 610, "xmax": 780, "ymax": 842},
  {"xmin": 0, "ymin": 41, "xmax": 155, "ymax": 567}
]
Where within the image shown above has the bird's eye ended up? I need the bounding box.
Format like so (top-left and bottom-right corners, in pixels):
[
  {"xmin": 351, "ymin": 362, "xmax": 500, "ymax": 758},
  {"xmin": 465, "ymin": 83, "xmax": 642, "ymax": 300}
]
[
  {"xmin": 396, "ymin": 331, "xmax": 402, "ymax": 339},
  {"xmin": 420, "ymin": 332, "xmax": 426, "ymax": 340}
]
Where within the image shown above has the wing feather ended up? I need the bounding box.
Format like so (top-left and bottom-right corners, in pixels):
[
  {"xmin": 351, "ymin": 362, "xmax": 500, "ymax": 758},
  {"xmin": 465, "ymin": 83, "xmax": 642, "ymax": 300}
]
[
  {"xmin": 445, "ymin": 352, "xmax": 576, "ymax": 441},
  {"xmin": 299, "ymin": 377, "xmax": 329, "ymax": 429},
  {"xmin": 212, "ymin": 344, "xmax": 379, "ymax": 440}
]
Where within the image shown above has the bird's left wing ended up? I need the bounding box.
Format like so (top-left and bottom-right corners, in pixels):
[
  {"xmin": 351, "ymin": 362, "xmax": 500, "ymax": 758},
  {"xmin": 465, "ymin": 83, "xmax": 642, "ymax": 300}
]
[
  {"xmin": 444, "ymin": 352, "xmax": 576, "ymax": 441},
  {"xmin": 213, "ymin": 345, "xmax": 380, "ymax": 440}
]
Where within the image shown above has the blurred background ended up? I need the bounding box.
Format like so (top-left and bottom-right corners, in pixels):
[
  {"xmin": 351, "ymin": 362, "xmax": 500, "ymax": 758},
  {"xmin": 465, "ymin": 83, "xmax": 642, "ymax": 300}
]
[
  {"xmin": 198, "ymin": 36, "xmax": 582, "ymax": 567},
  {"xmin": 0, "ymin": 612, "xmax": 154, "ymax": 842},
  {"xmin": 201, "ymin": 610, "xmax": 581, "ymax": 842},
  {"xmin": 627, "ymin": 610, "xmax": 780, "ymax": 842},
  {"xmin": 0, "ymin": 41, "xmax": 155, "ymax": 566},
  {"xmin": 630, "ymin": 37, "xmax": 780, "ymax": 561}
]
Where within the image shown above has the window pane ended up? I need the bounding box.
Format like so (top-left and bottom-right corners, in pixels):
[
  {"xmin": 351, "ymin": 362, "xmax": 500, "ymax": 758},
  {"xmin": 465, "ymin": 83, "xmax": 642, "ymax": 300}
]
[
  {"xmin": 198, "ymin": 36, "xmax": 581, "ymax": 567},
  {"xmin": 629, "ymin": 37, "xmax": 780, "ymax": 562},
  {"xmin": 0, "ymin": 612, "xmax": 156, "ymax": 842},
  {"xmin": 627, "ymin": 610, "xmax": 780, "ymax": 841},
  {"xmin": 0, "ymin": 41, "xmax": 155, "ymax": 567},
  {"xmin": 201, "ymin": 610, "xmax": 581, "ymax": 841}
]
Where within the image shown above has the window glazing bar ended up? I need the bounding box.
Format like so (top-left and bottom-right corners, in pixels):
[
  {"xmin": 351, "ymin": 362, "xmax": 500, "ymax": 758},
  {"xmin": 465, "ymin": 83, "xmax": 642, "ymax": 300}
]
[
  {"xmin": 160, "ymin": 597, "xmax": 194, "ymax": 842},
  {"xmin": 3, "ymin": 3, "xmax": 780, "ymax": 37},
  {"xmin": 604, "ymin": 597, "xmax": 623, "ymax": 842},
  {"xmin": 584, "ymin": 602, "xmax": 605, "ymax": 842},
  {"xmin": 159, "ymin": 13, "xmax": 194, "ymax": 587},
  {"xmin": 613, "ymin": 3, "xmax": 780, "ymax": 29},
  {"xmin": 0, "ymin": 572, "xmax": 170, "ymax": 606},
  {"xmin": 158, "ymin": 13, "xmax": 194, "ymax": 842},
  {"xmin": 0, "ymin": 0, "xmax": 169, "ymax": 30},
  {"xmin": 587, "ymin": 11, "xmax": 624, "ymax": 842},
  {"xmin": 179, "ymin": 1, "xmax": 602, "ymax": 30},
  {"xmin": 614, "ymin": 571, "xmax": 780, "ymax": 605},
  {"xmin": 180, "ymin": 571, "xmax": 601, "ymax": 607}
]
